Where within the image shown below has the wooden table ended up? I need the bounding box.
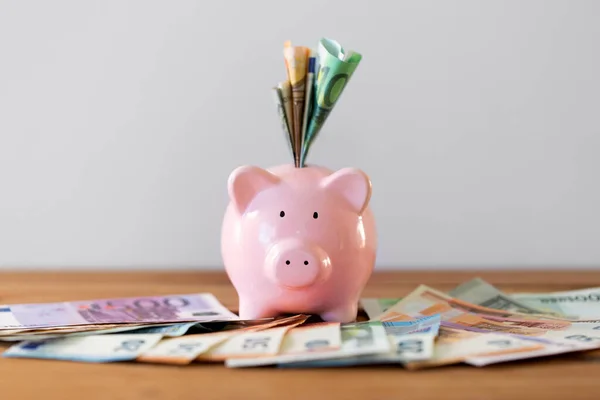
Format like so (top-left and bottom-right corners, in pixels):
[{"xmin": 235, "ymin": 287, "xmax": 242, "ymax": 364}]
[{"xmin": 1, "ymin": 270, "xmax": 600, "ymax": 400}]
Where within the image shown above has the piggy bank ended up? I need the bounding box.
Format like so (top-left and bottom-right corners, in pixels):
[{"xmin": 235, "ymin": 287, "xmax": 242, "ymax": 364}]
[{"xmin": 221, "ymin": 163, "xmax": 377, "ymax": 323}]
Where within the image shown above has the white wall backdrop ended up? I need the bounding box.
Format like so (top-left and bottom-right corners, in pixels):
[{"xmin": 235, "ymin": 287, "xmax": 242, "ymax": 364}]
[{"xmin": 0, "ymin": 0, "xmax": 599, "ymax": 270}]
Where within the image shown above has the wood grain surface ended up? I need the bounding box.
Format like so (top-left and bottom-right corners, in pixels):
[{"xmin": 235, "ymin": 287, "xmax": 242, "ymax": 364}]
[{"xmin": 1, "ymin": 269, "xmax": 600, "ymax": 400}]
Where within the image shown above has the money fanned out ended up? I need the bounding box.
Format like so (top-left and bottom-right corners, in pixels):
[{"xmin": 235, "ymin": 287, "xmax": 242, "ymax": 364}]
[
  {"xmin": 273, "ymin": 38, "xmax": 362, "ymax": 168},
  {"xmin": 5, "ymin": 279, "xmax": 600, "ymax": 369}
]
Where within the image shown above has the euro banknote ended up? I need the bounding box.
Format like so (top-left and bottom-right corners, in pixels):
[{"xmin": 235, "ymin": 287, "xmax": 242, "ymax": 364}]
[
  {"xmin": 300, "ymin": 38, "xmax": 362, "ymax": 165},
  {"xmin": 226, "ymin": 321, "xmax": 389, "ymax": 368},
  {"xmin": 0, "ymin": 293, "xmax": 238, "ymax": 331},
  {"xmin": 3, "ymin": 333, "xmax": 164, "ymax": 363},
  {"xmin": 511, "ymin": 287, "xmax": 600, "ymax": 320},
  {"xmin": 274, "ymin": 38, "xmax": 362, "ymax": 168},
  {"xmin": 374, "ymin": 285, "xmax": 600, "ymax": 353},
  {"xmin": 224, "ymin": 322, "xmax": 342, "ymax": 367},
  {"xmin": 464, "ymin": 340, "xmax": 600, "ymax": 367},
  {"xmin": 197, "ymin": 325, "xmax": 293, "ymax": 361},
  {"xmin": 449, "ymin": 278, "xmax": 569, "ymax": 318},
  {"xmin": 276, "ymin": 315, "xmax": 441, "ymax": 368},
  {"xmin": 0, "ymin": 321, "xmax": 206, "ymax": 342},
  {"xmin": 136, "ymin": 314, "xmax": 309, "ymax": 365},
  {"xmin": 136, "ymin": 332, "xmax": 233, "ymax": 365},
  {"xmin": 272, "ymin": 84, "xmax": 293, "ymax": 159},
  {"xmin": 283, "ymin": 41, "xmax": 310, "ymax": 167},
  {"xmin": 403, "ymin": 327, "xmax": 544, "ymax": 370}
]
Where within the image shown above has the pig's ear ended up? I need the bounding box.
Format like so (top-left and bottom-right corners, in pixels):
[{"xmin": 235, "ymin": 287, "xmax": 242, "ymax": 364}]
[
  {"xmin": 228, "ymin": 166, "xmax": 280, "ymax": 213},
  {"xmin": 320, "ymin": 168, "xmax": 372, "ymax": 215}
]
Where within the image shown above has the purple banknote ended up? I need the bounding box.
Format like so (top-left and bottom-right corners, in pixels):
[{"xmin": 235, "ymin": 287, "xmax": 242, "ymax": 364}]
[{"xmin": 0, "ymin": 293, "xmax": 239, "ymax": 329}]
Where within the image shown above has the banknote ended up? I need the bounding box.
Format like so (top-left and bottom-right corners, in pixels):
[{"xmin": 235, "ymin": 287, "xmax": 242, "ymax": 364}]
[
  {"xmin": 2, "ymin": 333, "xmax": 164, "ymax": 362},
  {"xmin": 0, "ymin": 323, "xmax": 185, "ymax": 341},
  {"xmin": 374, "ymin": 285, "xmax": 600, "ymax": 351},
  {"xmin": 277, "ymin": 316, "xmax": 442, "ymax": 368},
  {"xmin": 278, "ymin": 81, "xmax": 294, "ymax": 157},
  {"xmin": 464, "ymin": 340, "xmax": 600, "ymax": 367},
  {"xmin": 511, "ymin": 287, "xmax": 600, "ymax": 320},
  {"xmin": 197, "ymin": 325, "xmax": 293, "ymax": 361},
  {"xmin": 136, "ymin": 332, "xmax": 233, "ymax": 365},
  {"xmin": 136, "ymin": 315, "xmax": 309, "ymax": 365},
  {"xmin": 403, "ymin": 327, "xmax": 544, "ymax": 370},
  {"xmin": 0, "ymin": 323, "xmax": 146, "ymax": 339},
  {"xmin": 381, "ymin": 314, "xmax": 441, "ymax": 336},
  {"xmin": 226, "ymin": 321, "xmax": 389, "ymax": 368},
  {"xmin": 299, "ymin": 52, "xmax": 316, "ymax": 167},
  {"xmin": 0, "ymin": 293, "xmax": 238, "ymax": 330},
  {"xmin": 283, "ymin": 41, "xmax": 310, "ymax": 167},
  {"xmin": 449, "ymin": 278, "xmax": 568, "ymax": 318},
  {"xmin": 301, "ymin": 38, "xmax": 362, "ymax": 163},
  {"xmin": 224, "ymin": 322, "xmax": 342, "ymax": 367},
  {"xmin": 272, "ymin": 85, "xmax": 293, "ymax": 159},
  {"xmin": 360, "ymin": 298, "xmax": 401, "ymax": 319}
]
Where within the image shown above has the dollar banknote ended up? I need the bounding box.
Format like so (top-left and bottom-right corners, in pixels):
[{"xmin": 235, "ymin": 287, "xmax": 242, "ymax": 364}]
[
  {"xmin": 2, "ymin": 333, "xmax": 164, "ymax": 363},
  {"xmin": 449, "ymin": 278, "xmax": 568, "ymax": 318},
  {"xmin": 283, "ymin": 41, "xmax": 310, "ymax": 167},
  {"xmin": 226, "ymin": 321, "xmax": 390, "ymax": 368},
  {"xmin": 360, "ymin": 298, "xmax": 401, "ymax": 319},
  {"xmin": 511, "ymin": 287, "xmax": 600, "ymax": 320},
  {"xmin": 301, "ymin": 38, "xmax": 362, "ymax": 164},
  {"xmin": 0, "ymin": 293, "xmax": 238, "ymax": 331}
]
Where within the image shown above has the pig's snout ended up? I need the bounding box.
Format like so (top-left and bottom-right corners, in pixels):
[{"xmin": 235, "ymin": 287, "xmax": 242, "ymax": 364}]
[{"xmin": 265, "ymin": 239, "xmax": 331, "ymax": 289}]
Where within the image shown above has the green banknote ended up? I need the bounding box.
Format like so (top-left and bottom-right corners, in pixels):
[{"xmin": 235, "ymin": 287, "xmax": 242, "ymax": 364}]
[{"xmin": 300, "ymin": 38, "xmax": 362, "ymax": 166}]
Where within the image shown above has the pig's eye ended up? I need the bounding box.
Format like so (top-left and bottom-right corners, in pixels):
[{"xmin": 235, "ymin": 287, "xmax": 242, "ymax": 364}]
[
  {"xmin": 280, "ymin": 211, "xmax": 285, "ymax": 217},
  {"xmin": 313, "ymin": 212, "xmax": 319, "ymax": 219}
]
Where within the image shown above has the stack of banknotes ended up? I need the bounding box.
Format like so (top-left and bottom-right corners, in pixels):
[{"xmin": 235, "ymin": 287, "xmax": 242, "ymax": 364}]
[
  {"xmin": 3, "ymin": 279, "xmax": 600, "ymax": 368},
  {"xmin": 273, "ymin": 37, "xmax": 362, "ymax": 167}
]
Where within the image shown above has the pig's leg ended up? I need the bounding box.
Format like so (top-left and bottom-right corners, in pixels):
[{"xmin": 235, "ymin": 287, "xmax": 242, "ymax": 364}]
[
  {"xmin": 320, "ymin": 303, "xmax": 358, "ymax": 323},
  {"xmin": 238, "ymin": 298, "xmax": 278, "ymax": 320}
]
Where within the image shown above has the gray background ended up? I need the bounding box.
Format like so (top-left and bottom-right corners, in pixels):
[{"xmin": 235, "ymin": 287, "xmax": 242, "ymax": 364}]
[{"xmin": 1, "ymin": 0, "xmax": 599, "ymax": 270}]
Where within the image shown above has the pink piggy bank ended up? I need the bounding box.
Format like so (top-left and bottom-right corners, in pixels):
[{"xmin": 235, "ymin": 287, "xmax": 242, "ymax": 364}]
[{"xmin": 221, "ymin": 163, "xmax": 377, "ymax": 323}]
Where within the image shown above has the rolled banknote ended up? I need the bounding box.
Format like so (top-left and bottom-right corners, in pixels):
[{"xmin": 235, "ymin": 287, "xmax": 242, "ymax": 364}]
[
  {"xmin": 283, "ymin": 41, "xmax": 310, "ymax": 167},
  {"xmin": 2, "ymin": 333, "xmax": 164, "ymax": 363},
  {"xmin": 301, "ymin": 38, "xmax": 362, "ymax": 164},
  {"xmin": 299, "ymin": 52, "xmax": 316, "ymax": 167},
  {"xmin": 272, "ymin": 85, "xmax": 294, "ymax": 160}
]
